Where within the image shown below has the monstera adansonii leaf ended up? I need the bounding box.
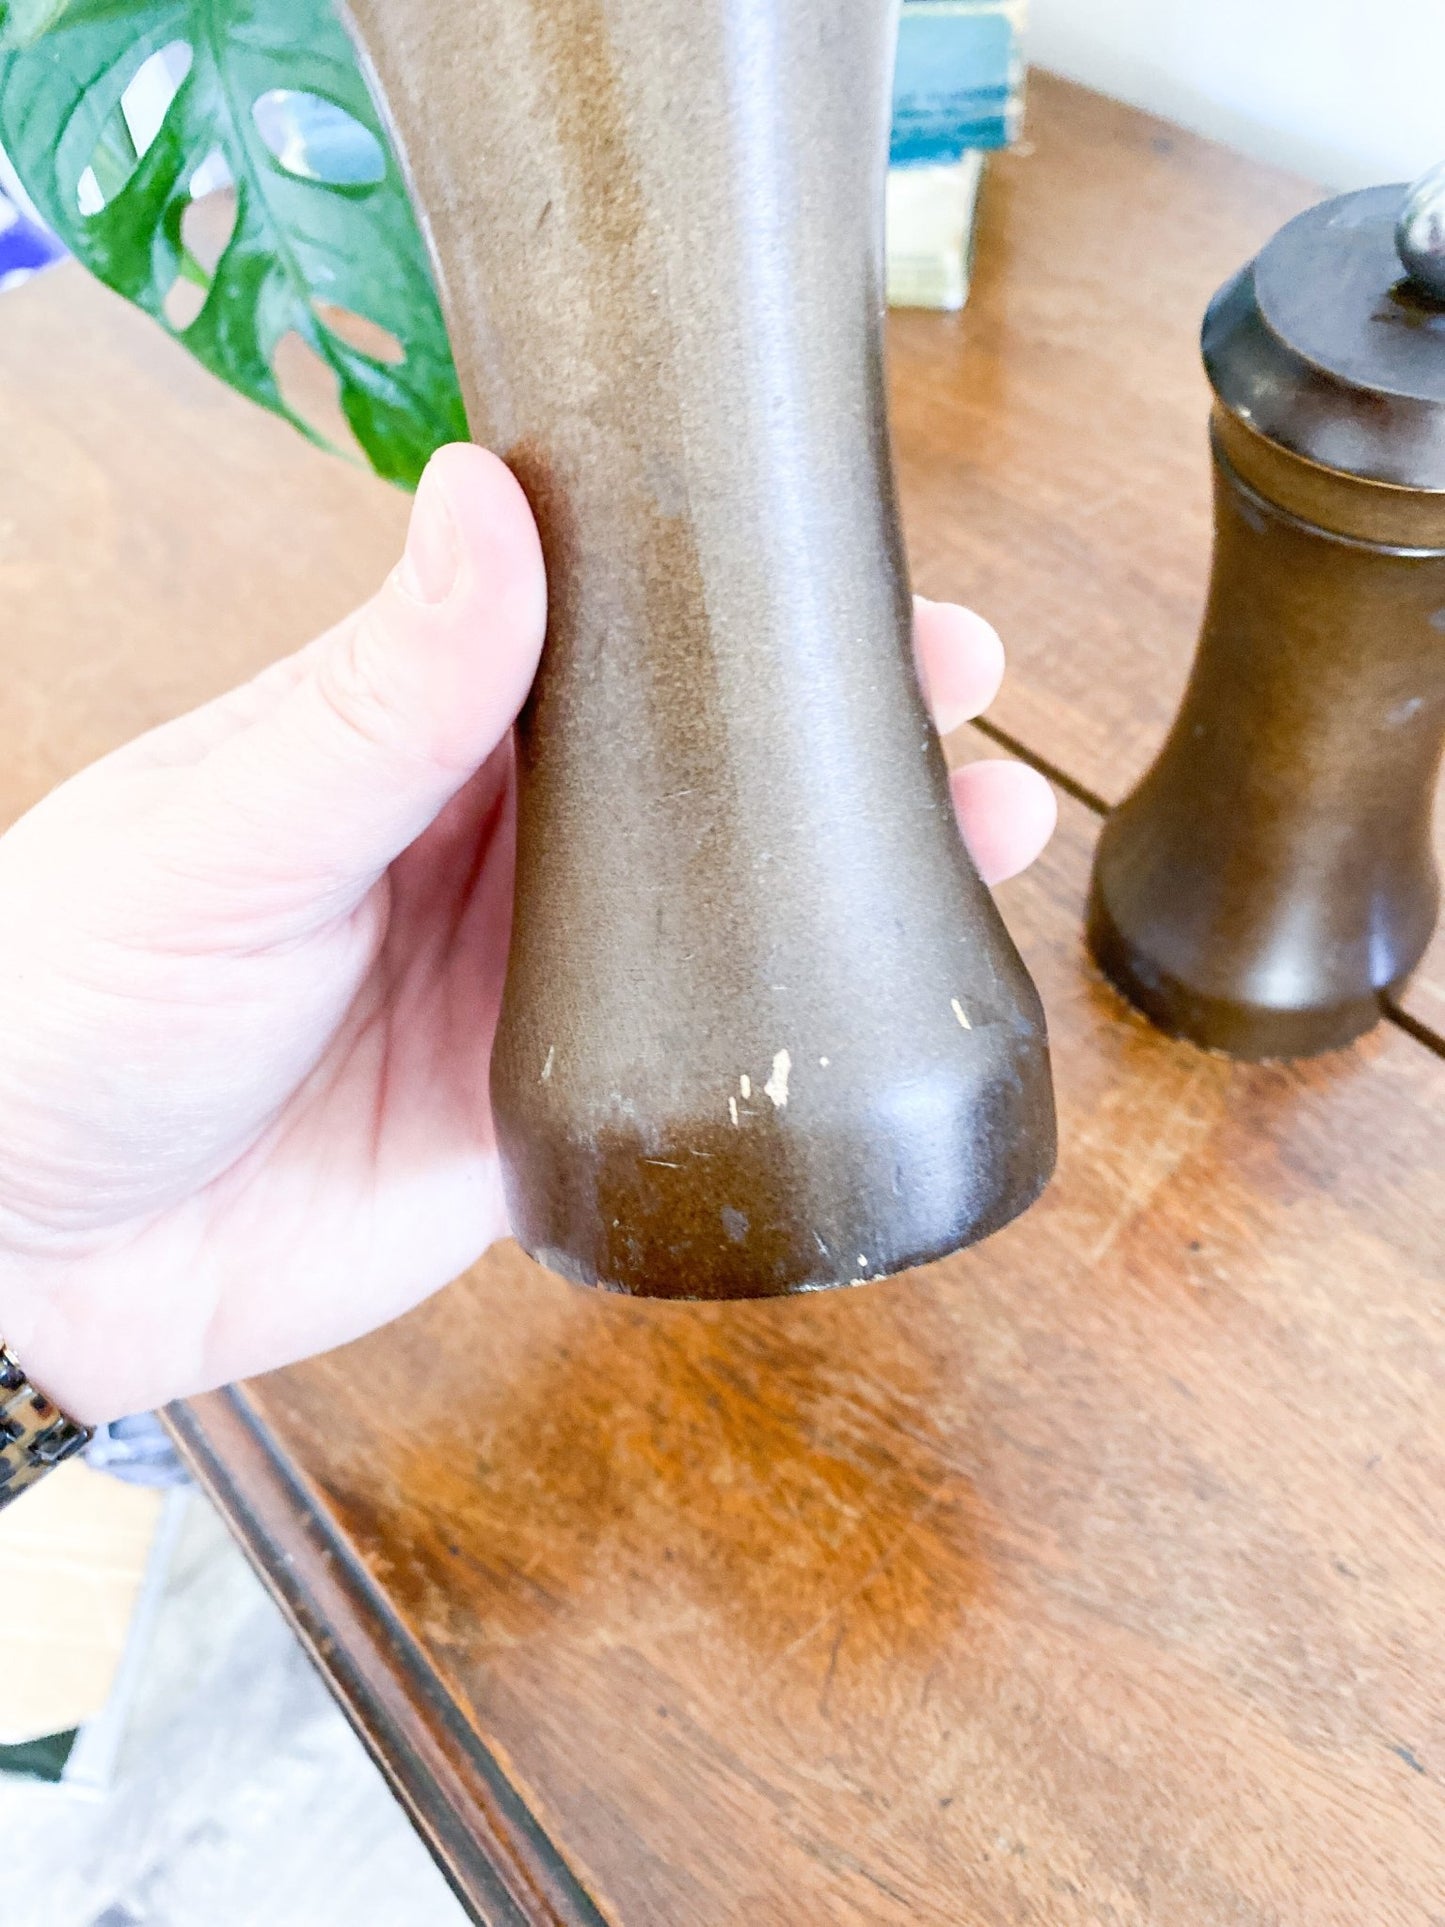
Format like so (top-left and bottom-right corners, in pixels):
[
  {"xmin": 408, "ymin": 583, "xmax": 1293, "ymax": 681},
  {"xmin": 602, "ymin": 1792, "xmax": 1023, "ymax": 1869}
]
[{"xmin": 0, "ymin": 0, "xmax": 468, "ymax": 486}]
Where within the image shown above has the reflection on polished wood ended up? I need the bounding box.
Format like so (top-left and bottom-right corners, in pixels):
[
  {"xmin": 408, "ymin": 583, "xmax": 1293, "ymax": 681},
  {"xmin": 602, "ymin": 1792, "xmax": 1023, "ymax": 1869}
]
[{"xmin": 1, "ymin": 68, "xmax": 1441, "ymax": 1927}]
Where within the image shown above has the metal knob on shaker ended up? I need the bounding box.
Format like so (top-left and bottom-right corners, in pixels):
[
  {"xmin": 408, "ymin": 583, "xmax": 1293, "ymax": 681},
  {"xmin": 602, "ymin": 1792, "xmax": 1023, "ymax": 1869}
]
[
  {"xmin": 1088, "ymin": 169, "xmax": 1445, "ymax": 1057},
  {"xmin": 1397, "ymin": 161, "xmax": 1445, "ymax": 301}
]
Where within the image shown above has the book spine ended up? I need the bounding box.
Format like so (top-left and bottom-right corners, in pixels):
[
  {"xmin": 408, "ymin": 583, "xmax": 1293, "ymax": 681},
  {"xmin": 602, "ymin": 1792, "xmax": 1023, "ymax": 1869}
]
[{"xmin": 891, "ymin": 0, "xmax": 1027, "ymax": 166}]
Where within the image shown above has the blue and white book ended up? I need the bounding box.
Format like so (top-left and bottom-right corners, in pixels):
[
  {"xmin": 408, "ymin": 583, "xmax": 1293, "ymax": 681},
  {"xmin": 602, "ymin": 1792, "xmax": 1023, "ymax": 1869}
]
[
  {"xmin": 887, "ymin": 0, "xmax": 1027, "ymax": 310},
  {"xmin": 891, "ymin": 0, "xmax": 1026, "ymax": 164}
]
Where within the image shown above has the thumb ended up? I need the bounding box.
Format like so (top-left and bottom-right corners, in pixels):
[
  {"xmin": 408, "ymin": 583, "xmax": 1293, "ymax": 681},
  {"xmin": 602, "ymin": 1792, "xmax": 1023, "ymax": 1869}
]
[{"xmin": 191, "ymin": 441, "xmax": 546, "ymax": 896}]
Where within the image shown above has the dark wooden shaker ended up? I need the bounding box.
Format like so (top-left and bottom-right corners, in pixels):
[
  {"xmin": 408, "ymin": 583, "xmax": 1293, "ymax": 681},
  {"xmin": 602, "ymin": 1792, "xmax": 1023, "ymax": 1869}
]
[
  {"xmin": 343, "ymin": 0, "xmax": 1057, "ymax": 1298},
  {"xmin": 1088, "ymin": 178, "xmax": 1445, "ymax": 1058}
]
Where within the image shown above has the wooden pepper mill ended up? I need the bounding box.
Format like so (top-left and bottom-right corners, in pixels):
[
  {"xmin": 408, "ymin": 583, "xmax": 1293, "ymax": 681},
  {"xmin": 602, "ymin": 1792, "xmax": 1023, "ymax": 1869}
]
[
  {"xmin": 344, "ymin": 0, "xmax": 1057, "ymax": 1297},
  {"xmin": 1088, "ymin": 173, "xmax": 1445, "ymax": 1058},
  {"xmin": 1094, "ymin": 173, "xmax": 1445, "ymax": 1063}
]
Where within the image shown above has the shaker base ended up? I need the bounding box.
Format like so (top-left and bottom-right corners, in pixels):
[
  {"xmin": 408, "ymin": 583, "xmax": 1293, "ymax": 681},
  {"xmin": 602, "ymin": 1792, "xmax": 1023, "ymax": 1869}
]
[
  {"xmin": 500, "ymin": 1045, "xmax": 1058, "ymax": 1303},
  {"xmin": 1085, "ymin": 885, "xmax": 1393, "ymax": 1061}
]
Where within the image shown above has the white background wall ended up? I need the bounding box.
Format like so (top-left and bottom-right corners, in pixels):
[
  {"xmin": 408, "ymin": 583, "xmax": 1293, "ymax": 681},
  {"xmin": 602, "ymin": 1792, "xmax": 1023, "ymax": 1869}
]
[{"xmin": 1028, "ymin": 0, "xmax": 1445, "ymax": 191}]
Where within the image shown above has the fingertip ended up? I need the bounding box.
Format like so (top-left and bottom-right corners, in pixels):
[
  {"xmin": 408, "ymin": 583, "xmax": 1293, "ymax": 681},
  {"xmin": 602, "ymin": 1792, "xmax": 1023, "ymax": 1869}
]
[
  {"xmin": 949, "ymin": 757, "xmax": 1057, "ymax": 886},
  {"xmin": 421, "ymin": 442, "xmax": 548, "ymax": 650},
  {"xmin": 362, "ymin": 442, "xmax": 549, "ymax": 773},
  {"xmin": 913, "ymin": 597, "xmax": 1006, "ymax": 735},
  {"xmin": 183, "ymin": 446, "xmax": 553, "ymax": 898}
]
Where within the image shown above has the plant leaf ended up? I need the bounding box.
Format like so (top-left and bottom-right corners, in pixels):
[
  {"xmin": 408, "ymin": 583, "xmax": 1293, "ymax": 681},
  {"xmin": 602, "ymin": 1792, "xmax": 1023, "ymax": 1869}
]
[
  {"xmin": 0, "ymin": 0, "xmax": 79, "ymax": 51},
  {"xmin": 0, "ymin": 0, "xmax": 469, "ymax": 486}
]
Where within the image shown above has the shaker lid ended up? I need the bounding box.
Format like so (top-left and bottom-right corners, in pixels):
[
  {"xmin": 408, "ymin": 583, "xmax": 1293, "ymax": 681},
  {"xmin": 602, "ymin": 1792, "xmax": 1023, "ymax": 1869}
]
[{"xmin": 1203, "ymin": 181, "xmax": 1445, "ymax": 492}]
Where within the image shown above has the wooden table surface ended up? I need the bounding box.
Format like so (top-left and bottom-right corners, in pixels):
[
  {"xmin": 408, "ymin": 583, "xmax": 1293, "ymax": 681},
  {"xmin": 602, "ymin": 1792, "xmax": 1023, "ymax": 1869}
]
[{"xmin": 3, "ymin": 69, "xmax": 1443, "ymax": 1927}]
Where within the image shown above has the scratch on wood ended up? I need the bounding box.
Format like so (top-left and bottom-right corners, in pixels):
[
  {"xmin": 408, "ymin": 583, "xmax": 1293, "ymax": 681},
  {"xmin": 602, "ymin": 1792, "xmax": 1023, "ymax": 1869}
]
[
  {"xmin": 794, "ymin": 1834, "xmax": 912, "ymax": 1907},
  {"xmin": 1086, "ymin": 1063, "xmax": 1212, "ymax": 1263},
  {"xmin": 752, "ymin": 1480, "xmax": 955, "ymax": 1690},
  {"xmin": 819, "ymin": 1624, "xmax": 845, "ymax": 1717}
]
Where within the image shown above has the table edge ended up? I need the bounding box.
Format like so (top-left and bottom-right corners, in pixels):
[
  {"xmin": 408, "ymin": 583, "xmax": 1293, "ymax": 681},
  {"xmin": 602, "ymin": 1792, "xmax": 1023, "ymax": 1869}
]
[{"xmin": 164, "ymin": 1386, "xmax": 611, "ymax": 1927}]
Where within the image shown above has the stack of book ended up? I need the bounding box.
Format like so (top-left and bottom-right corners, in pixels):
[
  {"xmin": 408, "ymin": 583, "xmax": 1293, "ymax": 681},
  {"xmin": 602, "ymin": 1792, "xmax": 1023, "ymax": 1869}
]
[{"xmin": 887, "ymin": 0, "xmax": 1028, "ymax": 311}]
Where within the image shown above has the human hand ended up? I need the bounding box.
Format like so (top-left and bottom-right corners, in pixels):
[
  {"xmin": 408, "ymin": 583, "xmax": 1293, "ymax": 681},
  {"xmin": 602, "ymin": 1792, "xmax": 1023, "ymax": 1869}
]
[{"xmin": 0, "ymin": 443, "xmax": 1055, "ymax": 1424}]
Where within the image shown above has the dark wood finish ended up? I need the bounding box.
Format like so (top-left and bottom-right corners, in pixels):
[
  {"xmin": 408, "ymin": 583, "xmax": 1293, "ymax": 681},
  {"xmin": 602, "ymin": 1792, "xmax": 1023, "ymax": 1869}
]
[
  {"xmin": 1091, "ymin": 409, "xmax": 1445, "ymax": 1057},
  {"xmin": 888, "ymin": 70, "xmax": 1445, "ymax": 1042},
  {"xmin": 1090, "ymin": 189, "xmax": 1445, "ymax": 1058},
  {"xmin": 165, "ymin": 1392, "xmax": 606, "ymax": 1927},
  {"xmin": 1, "ymin": 72, "xmax": 1441, "ymax": 1927},
  {"xmin": 342, "ymin": 0, "xmax": 1055, "ymax": 1297},
  {"xmin": 1417, "ymin": 784, "xmax": 1445, "ymax": 1035}
]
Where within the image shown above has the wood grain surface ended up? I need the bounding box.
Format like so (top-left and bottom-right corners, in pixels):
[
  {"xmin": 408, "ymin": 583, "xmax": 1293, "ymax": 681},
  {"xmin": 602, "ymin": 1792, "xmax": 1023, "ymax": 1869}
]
[
  {"xmin": 179, "ymin": 770, "xmax": 1445, "ymax": 1926},
  {"xmin": 0, "ymin": 259, "xmax": 406, "ymax": 827},
  {"xmin": 1, "ymin": 69, "xmax": 1442, "ymax": 1927},
  {"xmin": 891, "ymin": 72, "xmax": 1317, "ymax": 801}
]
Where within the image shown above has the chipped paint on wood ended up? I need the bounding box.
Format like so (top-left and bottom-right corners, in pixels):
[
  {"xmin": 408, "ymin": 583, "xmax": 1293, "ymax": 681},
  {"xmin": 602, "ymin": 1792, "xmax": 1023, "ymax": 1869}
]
[{"xmin": 764, "ymin": 1049, "xmax": 792, "ymax": 1108}]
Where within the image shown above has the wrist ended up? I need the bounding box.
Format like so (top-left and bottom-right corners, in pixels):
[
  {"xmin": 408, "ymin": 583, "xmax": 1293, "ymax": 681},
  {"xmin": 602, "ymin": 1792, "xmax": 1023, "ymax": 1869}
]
[
  {"xmin": 0, "ymin": 1255, "xmax": 137, "ymax": 1427},
  {"xmin": 0, "ymin": 1340, "xmax": 94, "ymax": 1509}
]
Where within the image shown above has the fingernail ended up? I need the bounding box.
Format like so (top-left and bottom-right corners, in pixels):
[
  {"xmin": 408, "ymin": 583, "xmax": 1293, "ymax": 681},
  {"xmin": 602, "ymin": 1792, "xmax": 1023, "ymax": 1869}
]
[
  {"xmin": 933, "ymin": 700, "xmax": 973, "ymax": 739},
  {"xmin": 395, "ymin": 469, "xmax": 460, "ymax": 605},
  {"xmin": 917, "ymin": 663, "xmax": 972, "ymax": 738}
]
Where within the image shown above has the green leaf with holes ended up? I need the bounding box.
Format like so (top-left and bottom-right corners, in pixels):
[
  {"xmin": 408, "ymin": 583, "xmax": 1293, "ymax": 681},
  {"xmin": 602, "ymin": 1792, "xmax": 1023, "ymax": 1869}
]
[
  {"xmin": 0, "ymin": 0, "xmax": 469, "ymax": 487},
  {"xmin": 0, "ymin": 1, "xmax": 81, "ymax": 49}
]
